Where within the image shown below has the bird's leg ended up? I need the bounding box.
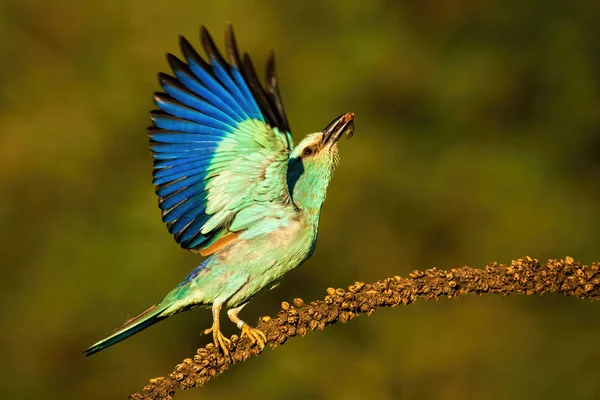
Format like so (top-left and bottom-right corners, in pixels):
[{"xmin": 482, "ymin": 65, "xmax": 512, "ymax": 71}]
[
  {"xmin": 227, "ymin": 304, "xmax": 267, "ymax": 351},
  {"xmin": 204, "ymin": 302, "xmax": 231, "ymax": 355}
]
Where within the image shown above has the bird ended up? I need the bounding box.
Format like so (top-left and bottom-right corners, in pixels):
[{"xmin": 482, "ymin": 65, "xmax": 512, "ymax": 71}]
[{"xmin": 84, "ymin": 24, "xmax": 354, "ymax": 356}]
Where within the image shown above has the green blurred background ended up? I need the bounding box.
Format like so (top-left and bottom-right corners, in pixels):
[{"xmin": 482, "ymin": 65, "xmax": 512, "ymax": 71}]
[{"xmin": 1, "ymin": 0, "xmax": 599, "ymax": 399}]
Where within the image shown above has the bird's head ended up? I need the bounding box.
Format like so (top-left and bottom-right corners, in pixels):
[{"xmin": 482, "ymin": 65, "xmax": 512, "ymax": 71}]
[{"xmin": 287, "ymin": 112, "xmax": 355, "ymax": 212}]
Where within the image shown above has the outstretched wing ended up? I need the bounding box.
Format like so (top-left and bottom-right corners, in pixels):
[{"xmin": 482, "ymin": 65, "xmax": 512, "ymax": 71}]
[{"xmin": 149, "ymin": 25, "xmax": 294, "ymax": 253}]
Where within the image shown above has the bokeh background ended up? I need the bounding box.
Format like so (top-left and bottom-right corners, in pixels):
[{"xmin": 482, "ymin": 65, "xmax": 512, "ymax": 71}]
[{"xmin": 1, "ymin": 1, "xmax": 599, "ymax": 399}]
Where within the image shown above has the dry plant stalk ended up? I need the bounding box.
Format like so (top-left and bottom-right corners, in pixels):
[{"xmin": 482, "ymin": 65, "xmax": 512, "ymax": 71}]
[{"xmin": 129, "ymin": 257, "xmax": 600, "ymax": 400}]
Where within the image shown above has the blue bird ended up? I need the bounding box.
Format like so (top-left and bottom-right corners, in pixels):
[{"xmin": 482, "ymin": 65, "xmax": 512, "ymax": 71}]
[{"xmin": 85, "ymin": 24, "xmax": 354, "ymax": 356}]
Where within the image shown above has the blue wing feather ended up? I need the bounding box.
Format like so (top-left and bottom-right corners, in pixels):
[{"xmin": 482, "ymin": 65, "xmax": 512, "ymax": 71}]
[
  {"xmin": 154, "ymin": 96, "xmax": 235, "ymax": 131},
  {"xmin": 151, "ymin": 114, "xmax": 230, "ymax": 136},
  {"xmin": 153, "ymin": 160, "xmax": 215, "ymax": 179},
  {"xmin": 177, "ymin": 213, "xmax": 212, "ymax": 244},
  {"xmin": 150, "ymin": 143, "xmax": 220, "ymax": 154},
  {"xmin": 153, "ymin": 164, "xmax": 212, "ymax": 185},
  {"xmin": 167, "ymin": 56, "xmax": 244, "ymax": 123},
  {"xmin": 150, "ymin": 132, "xmax": 228, "ymax": 144},
  {"xmin": 153, "ymin": 158, "xmax": 234, "ymax": 183},
  {"xmin": 156, "ymin": 175, "xmax": 207, "ymax": 198},
  {"xmin": 162, "ymin": 195, "xmax": 208, "ymax": 223},
  {"xmin": 153, "ymin": 154, "xmax": 235, "ymax": 173},
  {"xmin": 153, "ymin": 155, "xmax": 214, "ymax": 169},
  {"xmin": 158, "ymin": 73, "xmax": 238, "ymax": 126},
  {"xmin": 230, "ymin": 67, "xmax": 263, "ymax": 121},
  {"xmin": 182, "ymin": 56, "xmax": 247, "ymax": 121},
  {"xmin": 152, "ymin": 151, "xmax": 218, "ymax": 160},
  {"xmin": 209, "ymin": 60, "xmax": 255, "ymax": 119},
  {"xmin": 167, "ymin": 201, "xmax": 208, "ymax": 233}
]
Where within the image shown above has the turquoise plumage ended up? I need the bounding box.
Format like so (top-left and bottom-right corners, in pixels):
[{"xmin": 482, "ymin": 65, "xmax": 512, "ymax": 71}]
[{"xmin": 84, "ymin": 24, "xmax": 354, "ymax": 356}]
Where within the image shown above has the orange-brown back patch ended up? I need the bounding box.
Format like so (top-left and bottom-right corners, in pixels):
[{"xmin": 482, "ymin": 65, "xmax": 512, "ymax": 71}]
[{"xmin": 199, "ymin": 232, "xmax": 241, "ymax": 256}]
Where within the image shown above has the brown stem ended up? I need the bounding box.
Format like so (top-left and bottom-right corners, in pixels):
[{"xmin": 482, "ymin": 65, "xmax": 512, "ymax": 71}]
[{"xmin": 129, "ymin": 257, "xmax": 600, "ymax": 400}]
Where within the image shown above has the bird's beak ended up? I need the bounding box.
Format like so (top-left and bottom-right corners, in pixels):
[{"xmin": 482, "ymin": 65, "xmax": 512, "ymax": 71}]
[{"xmin": 321, "ymin": 112, "xmax": 355, "ymax": 146}]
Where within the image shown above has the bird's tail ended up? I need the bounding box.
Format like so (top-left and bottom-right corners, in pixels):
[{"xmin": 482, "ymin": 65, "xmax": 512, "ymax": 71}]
[{"xmin": 83, "ymin": 302, "xmax": 170, "ymax": 356}]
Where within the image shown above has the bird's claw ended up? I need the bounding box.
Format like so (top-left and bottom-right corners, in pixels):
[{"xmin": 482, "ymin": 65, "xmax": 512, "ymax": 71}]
[
  {"xmin": 240, "ymin": 324, "xmax": 267, "ymax": 351},
  {"xmin": 204, "ymin": 326, "xmax": 232, "ymax": 356}
]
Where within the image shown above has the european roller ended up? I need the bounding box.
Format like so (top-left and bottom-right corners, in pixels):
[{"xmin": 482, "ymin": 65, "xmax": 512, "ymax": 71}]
[{"xmin": 84, "ymin": 24, "xmax": 354, "ymax": 356}]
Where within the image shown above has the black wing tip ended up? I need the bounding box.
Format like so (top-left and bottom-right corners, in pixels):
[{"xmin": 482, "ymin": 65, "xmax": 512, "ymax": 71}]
[
  {"xmin": 225, "ymin": 24, "xmax": 241, "ymax": 68},
  {"xmin": 166, "ymin": 52, "xmax": 184, "ymax": 70},
  {"xmin": 179, "ymin": 35, "xmax": 211, "ymax": 70},
  {"xmin": 83, "ymin": 347, "xmax": 97, "ymax": 357},
  {"xmin": 157, "ymin": 71, "xmax": 172, "ymax": 80},
  {"xmin": 153, "ymin": 92, "xmax": 185, "ymax": 110},
  {"xmin": 157, "ymin": 72, "xmax": 178, "ymax": 88},
  {"xmin": 242, "ymin": 52, "xmax": 255, "ymax": 72},
  {"xmin": 178, "ymin": 35, "xmax": 194, "ymax": 54},
  {"xmin": 152, "ymin": 92, "xmax": 167, "ymax": 103},
  {"xmin": 153, "ymin": 91, "xmax": 180, "ymax": 101},
  {"xmin": 200, "ymin": 25, "xmax": 211, "ymax": 47},
  {"xmin": 264, "ymin": 49, "xmax": 291, "ymax": 133},
  {"xmin": 225, "ymin": 22, "xmax": 235, "ymax": 41},
  {"xmin": 200, "ymin": 25, "xmax": 226, "ymax": 66},
  {"xmin": 266, "ymin": 50, "xmax": 276, "ymax": 86},
  {"xmin": 241, "ymin": 52, "xmax": 280, "ymax": 126},
  {"xmin": 150, "ymin": 109, "xmax": 176, "ymax": 117}
]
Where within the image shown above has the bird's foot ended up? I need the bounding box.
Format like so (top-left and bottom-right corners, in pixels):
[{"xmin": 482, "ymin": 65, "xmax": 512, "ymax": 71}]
[
  {"xmin": 240, "ymin": 324, "xmax": 267, "ymax": 351},
  {"xmin": 204, "ymin": 326, "xmax": 232, "ymax": 356}
]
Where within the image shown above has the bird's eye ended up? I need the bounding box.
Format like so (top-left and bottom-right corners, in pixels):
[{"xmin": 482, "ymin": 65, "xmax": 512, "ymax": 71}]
[{"xmin": 303, "ymin": 147, "xmax": 313, "ymax": 156}]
